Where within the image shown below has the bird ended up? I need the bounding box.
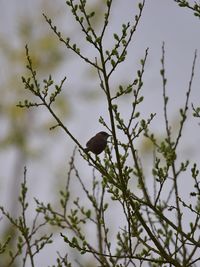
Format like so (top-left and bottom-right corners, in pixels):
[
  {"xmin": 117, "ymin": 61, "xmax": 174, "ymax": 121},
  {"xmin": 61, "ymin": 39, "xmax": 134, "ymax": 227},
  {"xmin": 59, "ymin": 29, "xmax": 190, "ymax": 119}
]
[{"xmin": 84, "ymin": 131, "xmax": 110, "ymax": 155}]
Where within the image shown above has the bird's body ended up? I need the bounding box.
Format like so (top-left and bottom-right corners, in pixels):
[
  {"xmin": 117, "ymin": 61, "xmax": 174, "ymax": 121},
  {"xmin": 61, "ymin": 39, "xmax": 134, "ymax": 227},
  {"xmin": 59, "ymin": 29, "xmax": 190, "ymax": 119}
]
[{"xmin": 85, "ymin": 131, "xmax": 110, "ymax": 155}]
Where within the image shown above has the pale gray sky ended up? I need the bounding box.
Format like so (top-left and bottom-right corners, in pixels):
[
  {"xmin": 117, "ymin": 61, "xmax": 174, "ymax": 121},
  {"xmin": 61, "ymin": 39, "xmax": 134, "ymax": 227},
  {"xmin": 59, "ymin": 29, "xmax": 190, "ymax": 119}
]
[{"xmin": 0, "ymin": 1, "xmax": 200, "ymax": 266}]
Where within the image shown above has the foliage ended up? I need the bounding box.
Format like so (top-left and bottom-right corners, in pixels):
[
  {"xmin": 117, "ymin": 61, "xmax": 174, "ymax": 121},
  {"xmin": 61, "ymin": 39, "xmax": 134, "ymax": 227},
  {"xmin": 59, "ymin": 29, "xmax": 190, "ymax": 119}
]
[
  {"xmin": 0, "ymin": 1, "xmax": 200, "ymax": 267},
  {"xmin": 174, "ymin": 0, "xmax": 200, "ymax": 18}
]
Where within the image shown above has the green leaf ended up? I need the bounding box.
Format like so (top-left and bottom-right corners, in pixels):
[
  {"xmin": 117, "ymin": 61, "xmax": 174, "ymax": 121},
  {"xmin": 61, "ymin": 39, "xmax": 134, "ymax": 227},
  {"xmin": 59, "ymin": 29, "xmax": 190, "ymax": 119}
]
[{"xmin": 113, "ymin": 33, "xmax": 119, "ymax": 41}]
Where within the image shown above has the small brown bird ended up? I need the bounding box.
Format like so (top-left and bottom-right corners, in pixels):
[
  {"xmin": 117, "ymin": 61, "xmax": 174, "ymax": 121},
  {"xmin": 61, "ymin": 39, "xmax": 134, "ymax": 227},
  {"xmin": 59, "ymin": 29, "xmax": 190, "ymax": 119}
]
[{"xmin": 84, "ymin": 131, "xmax": 110, "ymax": 155}]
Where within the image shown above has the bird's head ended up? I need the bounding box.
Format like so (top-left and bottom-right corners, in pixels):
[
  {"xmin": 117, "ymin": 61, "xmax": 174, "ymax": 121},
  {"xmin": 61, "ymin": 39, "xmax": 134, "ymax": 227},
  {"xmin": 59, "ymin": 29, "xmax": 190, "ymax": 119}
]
[{"xmin": 97, "ymin": 131, "xmax": 110, "ymax": 140}]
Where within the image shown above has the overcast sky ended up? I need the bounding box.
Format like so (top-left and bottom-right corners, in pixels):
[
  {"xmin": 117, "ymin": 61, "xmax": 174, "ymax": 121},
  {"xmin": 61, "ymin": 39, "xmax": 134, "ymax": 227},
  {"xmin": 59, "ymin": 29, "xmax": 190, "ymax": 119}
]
[{"xmin": 0, "ymin": 1, "xmax": 200, "ymax": 266}]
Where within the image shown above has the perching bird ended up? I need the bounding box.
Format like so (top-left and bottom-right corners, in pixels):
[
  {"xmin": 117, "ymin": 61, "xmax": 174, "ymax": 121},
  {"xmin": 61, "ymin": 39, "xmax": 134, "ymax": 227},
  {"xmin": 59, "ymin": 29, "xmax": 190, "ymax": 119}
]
[{"xmin": 84, "ymin": 131, "xmax": 110, "ymax": 155}]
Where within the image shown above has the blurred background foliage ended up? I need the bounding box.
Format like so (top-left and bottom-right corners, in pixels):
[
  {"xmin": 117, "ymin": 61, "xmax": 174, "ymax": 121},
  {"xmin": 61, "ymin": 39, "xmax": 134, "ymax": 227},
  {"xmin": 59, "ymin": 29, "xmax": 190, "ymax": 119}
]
[
  {"xmin": 0, "ymin": 0, "xmax": 199, "ymax": 266},
  {"xmin": 0, "ymin": 2, "xmax": 64, "ymax": 266},
  {"xmin": 0, "ymin": 0, "xmax": 107, "ymax": 265},
  {"xmin": 0, "ymin": 1, "xmax": 67, "ymax": 153}
]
